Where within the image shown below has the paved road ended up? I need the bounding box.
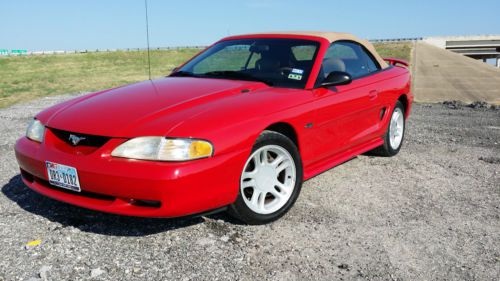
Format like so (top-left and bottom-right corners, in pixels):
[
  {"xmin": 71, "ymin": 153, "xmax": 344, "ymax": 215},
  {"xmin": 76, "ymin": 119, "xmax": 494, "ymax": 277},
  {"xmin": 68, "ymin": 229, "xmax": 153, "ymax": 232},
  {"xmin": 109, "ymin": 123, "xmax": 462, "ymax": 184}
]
[
  {"xmin": 413, "ymin": 42, "xmax": 500, "ymax": 104},
  {"xmin": 0, "ymin": 96, "xmax": 499, "ymax": 280}
]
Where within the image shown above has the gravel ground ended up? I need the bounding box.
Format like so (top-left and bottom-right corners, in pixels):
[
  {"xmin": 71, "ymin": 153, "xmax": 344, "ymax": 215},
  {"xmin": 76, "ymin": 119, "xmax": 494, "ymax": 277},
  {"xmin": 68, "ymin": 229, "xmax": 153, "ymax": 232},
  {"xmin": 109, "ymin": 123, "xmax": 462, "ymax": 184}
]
[{"xmin": 0, "ymin": 95, "xmax": 499, "ymax": 281}]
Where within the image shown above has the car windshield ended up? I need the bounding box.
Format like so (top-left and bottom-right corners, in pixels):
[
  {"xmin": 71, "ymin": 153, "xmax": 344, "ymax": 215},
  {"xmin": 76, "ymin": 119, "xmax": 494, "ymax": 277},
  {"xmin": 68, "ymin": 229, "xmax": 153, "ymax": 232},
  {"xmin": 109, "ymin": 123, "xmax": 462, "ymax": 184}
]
[{"xmin": 171, "ymin": 38, "xmax": 320, "ymax": 88}]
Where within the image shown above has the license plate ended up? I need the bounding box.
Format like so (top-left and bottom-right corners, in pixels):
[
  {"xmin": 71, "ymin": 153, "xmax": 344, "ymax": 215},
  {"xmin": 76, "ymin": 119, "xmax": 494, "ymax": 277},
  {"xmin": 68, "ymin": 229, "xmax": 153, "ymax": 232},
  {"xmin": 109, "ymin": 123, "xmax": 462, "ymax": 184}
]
[{"xmin": 46, "ymin": 161, "xmax": 81, "ymax": 192}]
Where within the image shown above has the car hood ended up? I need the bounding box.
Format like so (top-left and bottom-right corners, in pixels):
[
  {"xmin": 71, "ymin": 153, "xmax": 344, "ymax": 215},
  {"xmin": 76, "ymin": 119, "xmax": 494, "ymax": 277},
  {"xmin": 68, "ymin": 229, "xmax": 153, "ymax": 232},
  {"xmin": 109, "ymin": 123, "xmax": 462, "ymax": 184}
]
[{"xmin": 43, "ymin": 77, "xmax": 267, "ymax": 137}]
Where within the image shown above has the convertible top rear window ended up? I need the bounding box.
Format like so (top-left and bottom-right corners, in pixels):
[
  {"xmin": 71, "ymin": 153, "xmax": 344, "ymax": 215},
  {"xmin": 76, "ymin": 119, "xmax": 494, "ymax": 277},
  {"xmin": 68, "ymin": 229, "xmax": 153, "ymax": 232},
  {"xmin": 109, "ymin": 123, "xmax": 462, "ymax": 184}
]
[{"xmin": 174, "ymin": 39, "xmax": 320, "ymax": 88}]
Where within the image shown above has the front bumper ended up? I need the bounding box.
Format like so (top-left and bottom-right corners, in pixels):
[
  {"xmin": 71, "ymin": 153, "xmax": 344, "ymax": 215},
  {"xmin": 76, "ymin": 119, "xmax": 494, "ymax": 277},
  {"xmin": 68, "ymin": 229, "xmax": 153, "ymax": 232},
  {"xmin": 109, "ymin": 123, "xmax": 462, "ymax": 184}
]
[{"xmin": 14, "ymin": 134, "xmax": 247, "ymax": 218}]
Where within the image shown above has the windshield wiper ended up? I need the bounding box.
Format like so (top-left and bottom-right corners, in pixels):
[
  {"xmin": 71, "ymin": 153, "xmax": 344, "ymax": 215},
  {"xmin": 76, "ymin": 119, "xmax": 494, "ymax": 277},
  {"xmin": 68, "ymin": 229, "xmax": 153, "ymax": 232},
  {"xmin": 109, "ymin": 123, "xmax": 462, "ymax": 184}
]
[
  {"xmin": 201, "ymin": 71, "xmax": 273, "ymax": 86},
  {"xmin": 169, "ymin": 71, "xmax": 198, "ymax": 77}
]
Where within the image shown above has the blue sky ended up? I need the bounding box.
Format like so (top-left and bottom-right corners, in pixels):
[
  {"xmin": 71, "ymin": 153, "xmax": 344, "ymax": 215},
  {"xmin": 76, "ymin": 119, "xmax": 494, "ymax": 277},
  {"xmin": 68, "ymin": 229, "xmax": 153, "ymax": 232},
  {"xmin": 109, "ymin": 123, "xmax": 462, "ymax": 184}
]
[{"xmin": 1, "ymin": 0, "xmax": 499, "ymax": 51}]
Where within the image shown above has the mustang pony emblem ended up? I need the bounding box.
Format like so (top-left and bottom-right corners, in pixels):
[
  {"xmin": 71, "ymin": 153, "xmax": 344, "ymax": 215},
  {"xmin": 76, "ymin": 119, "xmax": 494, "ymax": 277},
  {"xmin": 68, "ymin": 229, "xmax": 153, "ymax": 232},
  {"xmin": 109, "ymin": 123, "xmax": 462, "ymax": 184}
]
[{"xmin": 68, "ymin": 134, "xmax": 86, "ymax": 146}]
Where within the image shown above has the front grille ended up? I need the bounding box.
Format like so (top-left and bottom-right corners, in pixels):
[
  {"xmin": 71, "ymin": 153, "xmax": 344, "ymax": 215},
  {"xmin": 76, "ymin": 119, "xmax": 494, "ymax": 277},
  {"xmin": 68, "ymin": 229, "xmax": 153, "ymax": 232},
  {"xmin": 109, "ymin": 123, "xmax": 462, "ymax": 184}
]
[
  {"xmin": 20, "ymin": 168, "xmax": 34, "ymax": 182},
  {"xmin": 50, "ymin": 128, "xmax": 110, "ymax": 147}
]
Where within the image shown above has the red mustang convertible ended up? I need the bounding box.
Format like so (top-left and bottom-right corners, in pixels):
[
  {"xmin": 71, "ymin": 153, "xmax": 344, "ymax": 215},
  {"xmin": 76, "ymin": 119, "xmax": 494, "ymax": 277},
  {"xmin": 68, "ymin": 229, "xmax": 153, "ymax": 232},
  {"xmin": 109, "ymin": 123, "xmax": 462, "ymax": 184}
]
[{"xmin": 15, "ymin": 32, "xmax": 412, "ymax": 224}]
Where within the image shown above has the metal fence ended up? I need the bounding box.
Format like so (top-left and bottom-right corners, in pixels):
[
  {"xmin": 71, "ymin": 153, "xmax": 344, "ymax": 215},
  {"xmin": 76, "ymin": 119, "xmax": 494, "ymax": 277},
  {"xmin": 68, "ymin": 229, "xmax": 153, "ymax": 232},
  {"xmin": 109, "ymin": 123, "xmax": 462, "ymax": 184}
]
[{"xmin": 369, "ymin": 37, "xmax": 423, "ymax": 43}]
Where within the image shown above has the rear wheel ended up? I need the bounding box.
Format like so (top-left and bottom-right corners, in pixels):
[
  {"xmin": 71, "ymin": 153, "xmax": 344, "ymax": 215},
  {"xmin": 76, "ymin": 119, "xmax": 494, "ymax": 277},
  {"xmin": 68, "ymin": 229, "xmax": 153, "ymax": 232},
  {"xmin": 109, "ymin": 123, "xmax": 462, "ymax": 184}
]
[
  {"xmin": 372, "ymin": 100, "xmax": 406, "ymax": 156},
  {"xmin": 228, "ymin": 131, "xmax": 303, "ymax": 224}
]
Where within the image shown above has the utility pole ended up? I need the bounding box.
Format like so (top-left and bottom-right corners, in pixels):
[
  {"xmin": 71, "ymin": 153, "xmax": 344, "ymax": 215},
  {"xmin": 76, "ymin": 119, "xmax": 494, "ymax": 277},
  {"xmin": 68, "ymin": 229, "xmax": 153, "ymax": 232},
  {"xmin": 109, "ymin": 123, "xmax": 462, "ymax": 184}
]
[{"xmin": 144, "ymin": 0, "xmax": 152, "ymax": 80}]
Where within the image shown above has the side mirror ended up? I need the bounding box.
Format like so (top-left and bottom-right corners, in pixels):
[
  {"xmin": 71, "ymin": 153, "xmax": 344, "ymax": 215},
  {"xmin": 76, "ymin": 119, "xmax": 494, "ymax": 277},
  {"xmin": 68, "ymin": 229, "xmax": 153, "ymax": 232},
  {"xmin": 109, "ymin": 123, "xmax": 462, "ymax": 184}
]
[{"xmin": 320, "ymin": 71, "xmax": 352, "ymax": 87}]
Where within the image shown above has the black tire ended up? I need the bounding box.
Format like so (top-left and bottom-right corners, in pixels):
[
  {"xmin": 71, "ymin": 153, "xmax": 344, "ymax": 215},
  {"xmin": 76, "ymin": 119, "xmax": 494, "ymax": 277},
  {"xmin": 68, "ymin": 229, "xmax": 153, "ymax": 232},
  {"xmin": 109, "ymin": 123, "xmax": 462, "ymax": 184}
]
[
  {"xmin": 227, "ymin": 130, "xmax": 303, "ymax": 225},
  {"xmin": 371, "ymin": 100, "xmax": 406, "ymax": 157}
]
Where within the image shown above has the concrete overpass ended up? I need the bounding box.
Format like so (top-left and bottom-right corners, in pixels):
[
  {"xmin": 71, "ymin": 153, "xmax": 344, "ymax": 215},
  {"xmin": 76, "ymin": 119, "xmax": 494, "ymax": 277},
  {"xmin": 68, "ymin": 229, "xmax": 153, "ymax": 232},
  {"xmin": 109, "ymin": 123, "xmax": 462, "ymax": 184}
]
[{"xmin": 423, "ymin": 35, "xmax": 500, "ymax": 67}]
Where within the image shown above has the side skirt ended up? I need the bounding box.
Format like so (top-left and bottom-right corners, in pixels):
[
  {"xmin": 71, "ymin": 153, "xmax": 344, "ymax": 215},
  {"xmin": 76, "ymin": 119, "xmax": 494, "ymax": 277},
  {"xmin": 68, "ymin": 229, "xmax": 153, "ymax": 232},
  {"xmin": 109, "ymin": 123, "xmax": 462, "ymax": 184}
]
[{"xmin": 303, "ymin": 138, "xmax": 384, "ymax": 180}]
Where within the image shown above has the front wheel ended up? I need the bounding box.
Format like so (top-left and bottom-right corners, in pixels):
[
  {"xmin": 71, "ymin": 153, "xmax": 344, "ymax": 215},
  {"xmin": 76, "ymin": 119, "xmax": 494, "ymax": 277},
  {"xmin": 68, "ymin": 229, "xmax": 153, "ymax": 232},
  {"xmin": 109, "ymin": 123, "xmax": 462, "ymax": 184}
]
[
  {"xmin": 228, "ymin": 131, "xmax": 303, "ymax": 224},
  {"xmin": 372, "ymin": 100, "xmax": 406, "ymax": 156}
]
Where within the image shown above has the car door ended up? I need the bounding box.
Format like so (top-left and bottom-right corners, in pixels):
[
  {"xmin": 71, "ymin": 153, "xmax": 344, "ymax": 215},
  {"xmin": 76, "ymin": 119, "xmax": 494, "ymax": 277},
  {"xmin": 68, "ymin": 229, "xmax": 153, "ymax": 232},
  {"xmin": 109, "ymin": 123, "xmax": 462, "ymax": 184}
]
[{"xmin": 308, "ymin": 41, "xmax": 383, "ymax": 163}]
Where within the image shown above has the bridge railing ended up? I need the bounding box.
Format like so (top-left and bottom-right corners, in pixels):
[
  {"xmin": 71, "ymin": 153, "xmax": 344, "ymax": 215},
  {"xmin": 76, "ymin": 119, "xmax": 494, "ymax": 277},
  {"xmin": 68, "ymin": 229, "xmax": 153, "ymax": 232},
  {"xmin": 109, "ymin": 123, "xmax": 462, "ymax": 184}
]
[{"xmin": 370, "ymin": 37, "xmax": 423, "ymax": 43}]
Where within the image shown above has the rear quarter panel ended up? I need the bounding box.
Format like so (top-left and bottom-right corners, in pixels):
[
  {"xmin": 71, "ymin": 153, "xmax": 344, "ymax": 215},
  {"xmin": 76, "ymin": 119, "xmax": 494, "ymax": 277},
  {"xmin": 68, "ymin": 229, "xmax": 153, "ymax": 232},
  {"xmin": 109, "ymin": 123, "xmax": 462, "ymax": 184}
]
[
  {"xmin": 374, "ymin": 66, "xmax": 412, "ymax": 138},
  {"xmin": 376, "ymin": 66, "xmax": 412, "ymax": 113}
]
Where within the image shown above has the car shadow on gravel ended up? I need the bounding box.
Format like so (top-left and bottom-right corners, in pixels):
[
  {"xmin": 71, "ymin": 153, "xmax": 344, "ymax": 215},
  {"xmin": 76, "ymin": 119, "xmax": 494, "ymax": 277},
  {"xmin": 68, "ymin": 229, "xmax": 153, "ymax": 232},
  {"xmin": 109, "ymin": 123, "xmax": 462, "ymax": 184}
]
[{"xmin": 1, "ymin": 175, "xmax": 239, "ymax": 236}]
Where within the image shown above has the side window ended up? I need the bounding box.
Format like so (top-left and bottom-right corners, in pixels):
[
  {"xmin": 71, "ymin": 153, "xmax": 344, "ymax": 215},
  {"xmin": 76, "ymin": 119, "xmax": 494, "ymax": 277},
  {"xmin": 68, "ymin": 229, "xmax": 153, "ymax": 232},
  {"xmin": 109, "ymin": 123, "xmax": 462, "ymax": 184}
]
[
  {"xmin": 359, "ymin": 47, "xmax": 381, "ymax": 72},
  {"xmin": 325, "ymin": 43, "xmax": 357, "ymax": 60},
  {"xmin": 320, "ymin": 41, "xmax": 373, "ymax": 80}
]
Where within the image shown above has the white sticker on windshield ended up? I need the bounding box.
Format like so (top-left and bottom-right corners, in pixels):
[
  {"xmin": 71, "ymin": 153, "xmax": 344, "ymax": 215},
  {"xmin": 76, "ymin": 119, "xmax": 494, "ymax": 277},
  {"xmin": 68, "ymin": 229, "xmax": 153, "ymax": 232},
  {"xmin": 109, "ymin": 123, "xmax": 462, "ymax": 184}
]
[
  {"xmin": 291, "ymin": 68, "xmax": 304, "ymax": 74},
  {"xmin": 288, "ymin": 73, "xmax": 302, "ymax": 80}
]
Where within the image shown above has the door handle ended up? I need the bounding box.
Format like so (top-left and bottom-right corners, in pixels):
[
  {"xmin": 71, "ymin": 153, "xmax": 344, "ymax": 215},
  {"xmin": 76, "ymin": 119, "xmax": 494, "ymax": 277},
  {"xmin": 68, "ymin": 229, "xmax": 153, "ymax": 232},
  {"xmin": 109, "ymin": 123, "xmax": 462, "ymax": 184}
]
[{"xmin": 368, "ymin": 90, "xmax": 378, "ymax": 100}]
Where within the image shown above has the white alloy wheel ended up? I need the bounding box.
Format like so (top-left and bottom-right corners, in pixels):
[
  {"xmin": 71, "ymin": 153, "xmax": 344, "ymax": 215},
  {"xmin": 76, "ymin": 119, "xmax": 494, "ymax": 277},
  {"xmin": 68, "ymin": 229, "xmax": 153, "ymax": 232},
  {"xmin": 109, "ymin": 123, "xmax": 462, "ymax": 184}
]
[
  {"xmin": 240, "ymin": 145, "xmax": 296, "ymax": 215},
  {"xmin": 389, "ymin": 107, "xmax": 404, "ymax": 150}
]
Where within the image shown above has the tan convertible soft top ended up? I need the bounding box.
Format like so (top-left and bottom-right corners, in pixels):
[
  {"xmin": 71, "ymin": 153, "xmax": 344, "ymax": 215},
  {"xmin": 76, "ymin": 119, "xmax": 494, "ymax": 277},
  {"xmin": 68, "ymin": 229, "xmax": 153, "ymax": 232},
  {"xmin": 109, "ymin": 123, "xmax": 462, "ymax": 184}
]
[{"xmin": 240, "ymin": 31, "xmax": 389, "ymax": 69}]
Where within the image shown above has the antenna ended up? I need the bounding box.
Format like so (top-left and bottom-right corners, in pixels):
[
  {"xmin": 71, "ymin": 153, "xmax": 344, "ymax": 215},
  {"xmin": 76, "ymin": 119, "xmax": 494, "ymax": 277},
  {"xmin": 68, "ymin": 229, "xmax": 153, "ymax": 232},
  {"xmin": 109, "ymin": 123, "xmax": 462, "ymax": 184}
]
[{"xmin": 144, "ymin": 0, "xmax": 152, "ymax": 80}]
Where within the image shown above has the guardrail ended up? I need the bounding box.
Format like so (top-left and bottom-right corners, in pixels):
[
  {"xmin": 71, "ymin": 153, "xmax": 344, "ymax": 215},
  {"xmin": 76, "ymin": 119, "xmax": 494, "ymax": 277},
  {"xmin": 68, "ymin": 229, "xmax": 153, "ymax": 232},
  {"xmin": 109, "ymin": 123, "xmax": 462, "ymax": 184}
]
[{"xmin": 370, "ymin": 37, "xmax": 423, "ymax": 43}]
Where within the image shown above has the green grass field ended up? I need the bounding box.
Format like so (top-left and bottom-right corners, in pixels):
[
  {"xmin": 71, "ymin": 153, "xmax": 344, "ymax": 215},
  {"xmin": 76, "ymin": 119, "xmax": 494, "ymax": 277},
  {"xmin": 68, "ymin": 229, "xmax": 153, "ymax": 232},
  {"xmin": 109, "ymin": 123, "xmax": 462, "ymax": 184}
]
[
  {"xmin": 374, "ymin": 42, "xmax": 412, "ymax": 62},
  {"xmin": 0, "ymin": 42, "xmax": 411, "ymax": 108}
]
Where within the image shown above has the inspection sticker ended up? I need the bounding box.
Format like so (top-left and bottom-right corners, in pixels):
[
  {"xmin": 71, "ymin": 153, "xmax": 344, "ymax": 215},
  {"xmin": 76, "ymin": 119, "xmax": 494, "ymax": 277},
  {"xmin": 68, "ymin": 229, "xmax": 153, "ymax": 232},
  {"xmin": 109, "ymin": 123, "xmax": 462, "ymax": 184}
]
[
  {"xmin": 291, "ymin": 68, "xmax": 304, "ymax": 74},
  {"xmin": 288, "ymin": 73, "xmax": 303, "ymax": 80}
]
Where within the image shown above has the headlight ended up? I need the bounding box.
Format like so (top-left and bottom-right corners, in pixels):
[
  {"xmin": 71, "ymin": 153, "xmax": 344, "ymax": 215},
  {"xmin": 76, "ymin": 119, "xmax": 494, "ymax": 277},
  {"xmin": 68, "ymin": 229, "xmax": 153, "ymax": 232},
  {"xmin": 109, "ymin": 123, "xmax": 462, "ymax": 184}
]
[
  {"xmin": 111, "ymin": 137, "xmax": 213, "ymax": 161},
  {"xmin": 26, "ymin": 119, "xmax": 45, "ymax": 143}
]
